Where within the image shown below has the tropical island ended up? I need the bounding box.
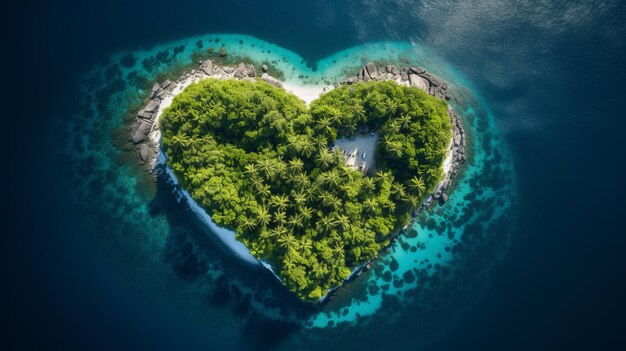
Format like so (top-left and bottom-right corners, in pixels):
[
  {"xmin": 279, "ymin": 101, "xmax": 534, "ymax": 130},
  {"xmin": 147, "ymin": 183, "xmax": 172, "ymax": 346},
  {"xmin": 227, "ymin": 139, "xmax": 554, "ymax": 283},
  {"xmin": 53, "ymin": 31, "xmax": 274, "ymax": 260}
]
[{"xmin": 157, "ymin": 76, "xmax": 452, "ymax": 301}]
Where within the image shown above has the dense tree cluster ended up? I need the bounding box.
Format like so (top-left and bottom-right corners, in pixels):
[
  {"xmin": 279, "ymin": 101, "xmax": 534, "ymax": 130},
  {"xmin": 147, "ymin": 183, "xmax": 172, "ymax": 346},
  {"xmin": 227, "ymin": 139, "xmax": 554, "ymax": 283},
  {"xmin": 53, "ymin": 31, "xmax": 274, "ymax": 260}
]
[{"xmin": 160, "ymin": 79, "xmax": 451, "ymax": 300}]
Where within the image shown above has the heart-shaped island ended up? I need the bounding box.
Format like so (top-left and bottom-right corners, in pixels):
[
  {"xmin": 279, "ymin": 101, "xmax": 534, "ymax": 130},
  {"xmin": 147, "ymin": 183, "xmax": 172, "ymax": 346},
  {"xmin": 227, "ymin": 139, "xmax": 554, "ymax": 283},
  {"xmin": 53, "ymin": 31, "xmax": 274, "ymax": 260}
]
[{"xmin": 135, "ymin": 61, "xmax": 462, "ymax": 302}]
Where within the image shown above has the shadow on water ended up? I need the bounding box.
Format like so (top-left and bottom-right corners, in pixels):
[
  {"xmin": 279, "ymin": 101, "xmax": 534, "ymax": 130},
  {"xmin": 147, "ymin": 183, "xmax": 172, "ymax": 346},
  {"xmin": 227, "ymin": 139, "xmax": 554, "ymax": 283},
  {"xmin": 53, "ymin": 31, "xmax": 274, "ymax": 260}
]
[{"xmin": 147, "ymin": 167, "xmax": 319, "ymax": 349}]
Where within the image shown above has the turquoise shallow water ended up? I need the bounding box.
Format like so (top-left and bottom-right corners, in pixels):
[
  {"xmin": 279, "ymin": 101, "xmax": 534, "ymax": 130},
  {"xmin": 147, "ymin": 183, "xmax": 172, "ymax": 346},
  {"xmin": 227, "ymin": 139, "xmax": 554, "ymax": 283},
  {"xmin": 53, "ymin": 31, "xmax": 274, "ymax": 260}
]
[{"xmin": 63, "ymin": 33, "xmax": 515, "ymax": 331}]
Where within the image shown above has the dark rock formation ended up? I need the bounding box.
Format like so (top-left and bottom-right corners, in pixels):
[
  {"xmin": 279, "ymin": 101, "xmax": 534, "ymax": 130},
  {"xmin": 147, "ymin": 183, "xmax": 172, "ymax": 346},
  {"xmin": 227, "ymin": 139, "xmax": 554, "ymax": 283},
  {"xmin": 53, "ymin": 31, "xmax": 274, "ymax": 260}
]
[
  {"xmin": 144, "ymin": 100, "xmax": 160, "ymax": 113},
  {"xmin": 409, "ymin": 74, "xmax": 430, "ymax": 92},
  {"xmin": 200, "ymin": 60, "xmax": 213, "ymax": 75},
  {"xmin": 409, "ymin": 66, "xmax": 426, "ymax": 75},
  {"xmin": 342, "ymin": 76, "xmax": 358, "ymax": 85},
  {"xmin": 131, "ymin": 120, "xmax": 152, "ymax": 144},
  {"xmin": 440, "ymin": 193, "xmax": 449, "ymax": 204},
  {"xmin": 139, "ymin": 143, "xmax": 150, "ymax": 162},
  {"xmin": 150, "ymin": 83, "xmax": 161, "ymax": 99},
  {"xmin": 234, "ymin": 64, "xmax": 256, "ymax": 78},
  {"xmin": 358, "ymin": 66, "xmax": 369, "ymax": 81},
  {"xmin": 365, "ymin": 63, "xmax": 378, "ymax": 80},
  {"xmin": 261, "ymin": 73, "xmax": 283, "ymax": 88}
]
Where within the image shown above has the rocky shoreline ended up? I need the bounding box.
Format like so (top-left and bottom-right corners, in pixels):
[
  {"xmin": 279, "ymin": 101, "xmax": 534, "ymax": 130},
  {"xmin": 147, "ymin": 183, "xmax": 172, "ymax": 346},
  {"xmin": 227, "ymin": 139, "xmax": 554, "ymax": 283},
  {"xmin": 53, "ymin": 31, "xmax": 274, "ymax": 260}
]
[
  {"xmin": 129, "ymin": 60, "xmax": 281, "ymax": 167},
  {"xmin": 127, "ymin": 59, "xmax": 467, "ymax": 303}
]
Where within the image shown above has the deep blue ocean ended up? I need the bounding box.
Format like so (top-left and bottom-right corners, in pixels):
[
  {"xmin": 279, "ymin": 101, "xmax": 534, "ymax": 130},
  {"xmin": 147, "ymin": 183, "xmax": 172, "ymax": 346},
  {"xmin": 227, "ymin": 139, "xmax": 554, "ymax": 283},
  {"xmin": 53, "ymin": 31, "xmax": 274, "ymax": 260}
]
[{"xmin": 5, "ymin": 1, "xmax": 626, "ymax": 350}]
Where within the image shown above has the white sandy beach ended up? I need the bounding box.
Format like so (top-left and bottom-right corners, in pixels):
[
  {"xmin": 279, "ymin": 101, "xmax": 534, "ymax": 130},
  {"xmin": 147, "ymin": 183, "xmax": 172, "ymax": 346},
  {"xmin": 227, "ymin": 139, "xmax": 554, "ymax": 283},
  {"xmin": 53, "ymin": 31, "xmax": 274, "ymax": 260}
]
[{"xmin": 282, "ymin": 82, "xmax": 331, "ymax": 105}]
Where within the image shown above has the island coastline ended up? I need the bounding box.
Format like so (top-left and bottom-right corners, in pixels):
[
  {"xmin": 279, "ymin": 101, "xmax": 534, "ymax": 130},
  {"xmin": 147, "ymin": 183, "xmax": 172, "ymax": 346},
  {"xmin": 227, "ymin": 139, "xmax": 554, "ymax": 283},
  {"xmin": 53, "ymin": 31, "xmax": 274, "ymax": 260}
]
[{"xmin": 130, "ymin": 59, "xmax": 467, "ymax": 303}]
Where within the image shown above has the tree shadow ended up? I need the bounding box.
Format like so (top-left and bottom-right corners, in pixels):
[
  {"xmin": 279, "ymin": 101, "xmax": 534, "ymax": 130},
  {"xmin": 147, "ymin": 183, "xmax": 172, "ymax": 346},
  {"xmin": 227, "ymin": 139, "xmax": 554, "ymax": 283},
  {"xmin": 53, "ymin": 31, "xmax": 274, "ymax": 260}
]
[{"xmin": 148, "ymin": 168, "xmax": 318, "ymax": 348}]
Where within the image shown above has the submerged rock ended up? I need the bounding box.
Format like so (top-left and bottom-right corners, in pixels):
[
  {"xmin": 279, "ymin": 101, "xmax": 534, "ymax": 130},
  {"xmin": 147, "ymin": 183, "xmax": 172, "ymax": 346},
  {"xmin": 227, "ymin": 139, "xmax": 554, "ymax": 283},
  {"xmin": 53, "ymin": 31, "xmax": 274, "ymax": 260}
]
[{"xmin": 440, "ymin": 192, "xmax": 449, "ymax": 204}]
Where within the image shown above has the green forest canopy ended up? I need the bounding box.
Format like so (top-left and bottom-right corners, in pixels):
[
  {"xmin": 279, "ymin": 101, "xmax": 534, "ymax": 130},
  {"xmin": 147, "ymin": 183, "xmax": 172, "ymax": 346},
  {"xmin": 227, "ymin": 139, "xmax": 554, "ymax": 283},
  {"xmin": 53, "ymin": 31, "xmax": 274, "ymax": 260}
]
[{"xmin": 160, "ymin": 78, "xmax": 451, "ymax": 301}]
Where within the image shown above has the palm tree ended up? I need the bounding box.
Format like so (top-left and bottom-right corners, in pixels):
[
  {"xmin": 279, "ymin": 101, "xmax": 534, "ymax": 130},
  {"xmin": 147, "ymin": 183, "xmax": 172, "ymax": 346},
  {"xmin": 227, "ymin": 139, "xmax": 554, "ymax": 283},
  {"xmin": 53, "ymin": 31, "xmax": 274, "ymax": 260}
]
[
  {"xmin": 288, "ymin": 158, "xmax": 304, "ymax": 173},
  {"xmin": 208, "ymin": 101, "xmax": 226, "ymax": 119},
  {"xmin": 315, "ymin": 150, "xmax": 334, "ymax": 169},
  {"xmin": 352, "ymin": 102, "xmax": 366, "ymax": 122},
  {"xmin": 293, "ymin": 173, "xmax": 311, "ymax": 190},
  {"xmin": 277, "ymin": 232, "xmax": 297, "ymax": 250},
  {"xmin": 331, "ymin": 242, "xmax": 345, "ymax": 260},
  {"xmin": 244, "ymin": 164, "xmax": 258, "ymax": 176},
  {"xmin": 257, "ymin": 206, "xmax": 271, "ymax": 227},
  {"xmin": 343, "ymin": 123, "xmax": 357, "ymax": 136},
  {"xmin": 387, "ymin": 141, "xmax": 403, "ymax": 159},
  {"xmin": 291, "ymin": 191, "xmax": 307, "ymax": 206},
  {"xmin": 270, "ymin": 195, "xmax": 289, "ymax": 211},
  {"xmin": 319, "ymin": 215, "xmax": 338, "ymax": 233},
  {"xmin": 378, "ymin": 133, "xmax": 395, "ymax": 152},
  {"xmin": 313, "ymin": 135, "xmax": 328, "ymax": 151},
  {"xmin": 408, "ymin": 176, "xmax": 426, "ymax": 196},
  {"xmin": 250, "ymin": 176, "xmax": 263, "ymax": 189},
  {"xmin": 364, "ymin": 198, "xmax": 378, "ymax": 213},
  {"xmin": 170, "ymin": 109, "xmax": 186, "ymax": 123},
  {"xmin": 169, "ymin": 133, "xmax": 190, "ymax": 152},
  {"xmin": 403, "ymin": 193, "xmax": 419, "ymax": 209},
  {"xmin": 384, "ymin": 99, "xmax": 399, "ymax": 116},
  {"xmin": 287, "ymin": 135, "xmax": 300, "ymax": 154},
  {"xmin": 426, "ymin": 168, "xmax": 441, "ymax": 183},
  {"xmin": 363, "ymin": 177, "xmax": 376, "ymax": 191},
  {"xmin": 382, "ymin": 199, "xmax": 396, "ymax": 212},
  {"xmin": 191, "ymin": 111, "xmax": 204, "ymax": 124},
  {"xmin": 256, "ymin": 183, "xmax": 271, "ymax": 198},
  {"xmin": 299, "ymin": 206, "xmax": 313, "ymax": 223},
  {"xmin": 317, "ymin": 190, "xmax": 333, "ymax": 207},
  {"xmin": 375, "ymin": 170, "xmax": 393, "ymax": 185},
  {"xmin": 241, "ymin": 217, "xmax": 257, "ymax": 231},
  {"xmin": 388, "ymin": 120, "xmax": 401, "ymax": 134},
  {"xmin": 256, "ymin": 158, "xmax": 275, "ymax": 180},
  {"xmin": 300, "ymin": 137, "xmax": 315, "ymax": 157},
  {"xmin": 275, "ymin": 159, "xmax": 287, "ymax": 179},
  {"xmin": 335, "ymin": 214, "xmax": 350, "ymax": 231},
  {"xmin": 287, "ymin": 214, "xmax": 304, "ymax": 230},
  {"xmin": 391, "ymin": 182, "xmax": 406, "ymax": 198},
  {"xmin": 331, "ymin": 149, "xmax": 345, "ymax": 166},
  {"xmin": 315, "ymin": 117, "xmax": 333, "ymax": 135},
  {"xmin": 274, "ymin": 210, "xmax": 287, "ymax": 225},
  {"xmin": 300, "ymin": 237, "xmax": 313, "ymax": 252},
  {"xmin": 326, "ymin": 195, "xmax": 341, "ymax": 210},
  {"xmin": 283, "ymin": 252, "xmax": 296, "ymax": 271},
  {"xmin": 327, "ymin": 170, "xmax": 341, "ymax": 188},
  {"xmin": 398, "ymin": 114, "xmax": 412, "ymax": 130},
  {"xmin": 186, "ymin": 136, "xmax": 203, "ymax": 151}
]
